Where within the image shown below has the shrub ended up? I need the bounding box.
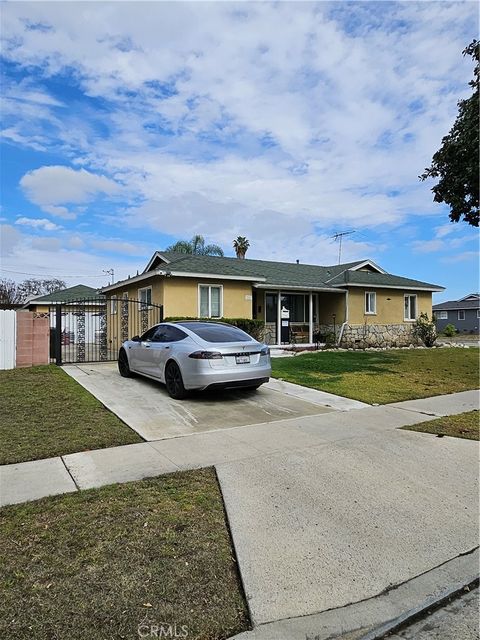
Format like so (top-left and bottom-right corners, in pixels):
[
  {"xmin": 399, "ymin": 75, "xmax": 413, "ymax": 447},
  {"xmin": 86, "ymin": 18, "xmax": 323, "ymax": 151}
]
[
  {"xmin": 164, "ymin": 316, "xmax": 265, "ymax": 341},
  {"xmin": 413, "ymin": 312, "xmax": 437, "ymax": 347},
  {"xmin": 443, "ymin": 323, "xmax": 457, "ymax": 337}
]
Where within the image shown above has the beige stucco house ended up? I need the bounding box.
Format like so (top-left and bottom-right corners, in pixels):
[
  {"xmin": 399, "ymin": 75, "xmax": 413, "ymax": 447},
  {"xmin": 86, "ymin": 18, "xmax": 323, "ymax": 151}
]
[{"xmin": 101, "ymin": 252, "xmax": 444, "ymax": 348}]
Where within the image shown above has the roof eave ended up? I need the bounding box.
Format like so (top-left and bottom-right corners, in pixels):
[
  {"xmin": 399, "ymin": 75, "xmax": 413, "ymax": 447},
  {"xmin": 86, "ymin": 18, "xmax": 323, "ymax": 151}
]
[
  {"xmin": 253, "ymin": 283, "xmax": 346, "ymax": 293},
  {"xmin": 345, "ymin": 283, "xmax": 445, "ymax": 292}
]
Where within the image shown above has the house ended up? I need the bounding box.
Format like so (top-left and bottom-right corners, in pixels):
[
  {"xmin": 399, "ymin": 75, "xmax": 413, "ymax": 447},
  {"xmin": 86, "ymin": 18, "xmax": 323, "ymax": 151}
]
[
  {"xmin": 101, "ymin": 252, "xmax": 444, "ymax": 348},
  {"xmin": 433, "ymin": 294, "xmax": 480, "ymax": 334}
]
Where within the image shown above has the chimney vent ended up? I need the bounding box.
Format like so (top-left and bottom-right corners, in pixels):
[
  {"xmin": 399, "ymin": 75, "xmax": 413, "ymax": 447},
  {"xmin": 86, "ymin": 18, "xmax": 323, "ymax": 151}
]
[{"xmin": 296, "ymin": 259, "xmax": 299, "ymax": 264}]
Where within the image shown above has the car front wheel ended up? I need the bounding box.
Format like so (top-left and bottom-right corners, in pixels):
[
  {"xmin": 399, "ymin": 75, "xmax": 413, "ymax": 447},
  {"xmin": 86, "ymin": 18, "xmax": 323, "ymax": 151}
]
[{"xmin": 165, "ymin": 361, "xmax": 188, "ymax": 399}]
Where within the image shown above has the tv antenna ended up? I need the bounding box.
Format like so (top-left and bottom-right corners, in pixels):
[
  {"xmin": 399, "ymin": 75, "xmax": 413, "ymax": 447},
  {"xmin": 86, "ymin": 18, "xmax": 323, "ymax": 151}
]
[
  {"xmin": 103, "ymin": 268, "xmax": 115, "ymax": 284},
  {"xmin": 331, "ymin": 230, "xmax": 356, "ymax": 264}
]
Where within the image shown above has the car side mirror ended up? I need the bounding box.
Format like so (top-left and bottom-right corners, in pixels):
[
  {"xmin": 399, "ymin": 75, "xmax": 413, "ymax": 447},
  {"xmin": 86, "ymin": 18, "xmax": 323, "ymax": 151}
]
[{"xmin": 131, "ymin": 335, "xmax": 141, "ymax": 342}]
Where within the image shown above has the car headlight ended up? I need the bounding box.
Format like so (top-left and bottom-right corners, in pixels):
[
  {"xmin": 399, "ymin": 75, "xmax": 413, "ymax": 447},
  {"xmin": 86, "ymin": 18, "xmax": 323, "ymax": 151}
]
[{"xmin": 260, "ymin": 346, "xmax": 270, "ymax": 356}]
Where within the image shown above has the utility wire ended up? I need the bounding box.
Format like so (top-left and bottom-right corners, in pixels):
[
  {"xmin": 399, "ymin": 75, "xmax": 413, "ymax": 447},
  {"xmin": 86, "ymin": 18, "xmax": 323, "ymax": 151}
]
[{"xmin": 0, "ymin": 268, "xmax": 107, "ymax": 278}]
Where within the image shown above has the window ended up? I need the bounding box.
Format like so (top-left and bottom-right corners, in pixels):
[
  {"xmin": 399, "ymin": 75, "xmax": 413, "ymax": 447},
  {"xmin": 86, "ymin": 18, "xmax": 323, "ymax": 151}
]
[
  {"xmin": 138, "ymin": 287, "xmax": 152, "ymax": 309},
  {"xmin": 458, "ymin": 310, "xmax": 465, "ymax": 321},
  {"xmin": 153, "ymin": 326, "xmax": 187, "ymax": 343},
  {"xmin": 365, "ymin": 292, "xmax": 376, "ymax": 314},
  {"xmin": 178, "ymin": 322, "xmax": 251, "ymax": 342},
  {"xmin": 140, "ymin": 326, "xmax": 158, "ymax": 341},
  {"xmin": 404, "ymin": 294, "xmax": 417, "ymax": 321},
  {"xmin": 477, "ymin": 310, "xmax": 480, "ymax": 319},
  {"xmin": 198, "ymin": 285, "xmax": 222, "ymax": 318},
  {"xmin": 436, "ymin": 311, "xmax": 448, "ymax": 320},
  {"xmin": 110, "ymin": 297, "xmax": 117, "ymax": 314}
]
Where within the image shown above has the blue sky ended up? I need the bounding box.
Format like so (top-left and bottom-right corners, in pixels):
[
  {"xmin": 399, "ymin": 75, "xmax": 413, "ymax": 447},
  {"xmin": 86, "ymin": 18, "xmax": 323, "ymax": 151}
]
[{"xmin": 0, "ymin": 1, "xmax": 478, "ymax": 302}]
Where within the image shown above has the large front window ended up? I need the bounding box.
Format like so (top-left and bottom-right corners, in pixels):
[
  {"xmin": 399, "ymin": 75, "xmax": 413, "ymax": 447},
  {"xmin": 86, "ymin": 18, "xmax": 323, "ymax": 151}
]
[
  {"xmin": 199, "ymin": 285, "xmax": 222, "ymax": 318},
  {"xmin": 404, "ymin": 294, "xmax": 417, "ymax": 321}
]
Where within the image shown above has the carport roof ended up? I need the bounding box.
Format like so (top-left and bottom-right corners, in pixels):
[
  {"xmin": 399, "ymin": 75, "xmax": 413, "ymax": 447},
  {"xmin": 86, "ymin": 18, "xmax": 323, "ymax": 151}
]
[{"xmin": 25, "ymin": 284, "xmax": 104, "ymax": 305}]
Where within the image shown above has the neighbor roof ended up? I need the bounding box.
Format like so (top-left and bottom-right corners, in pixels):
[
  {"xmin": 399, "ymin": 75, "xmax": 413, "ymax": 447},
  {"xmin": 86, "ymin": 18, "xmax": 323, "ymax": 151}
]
[
  {"xmin": 102, "ymin": 252, "xmax": 443, "ymax": 292},
  {"xmin": 433, "ymin": 295, "xmax": 480, "ymax": 311},
  {"xmin": 26, "ymin": 284, "xmax": 104, "ymax": 304}
]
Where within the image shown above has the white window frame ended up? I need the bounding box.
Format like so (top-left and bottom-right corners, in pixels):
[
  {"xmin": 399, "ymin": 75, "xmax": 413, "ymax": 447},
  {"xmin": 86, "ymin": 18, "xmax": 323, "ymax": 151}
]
[
  {"xmin": 437, "ymin": 310, "xmax": 448, "ymax": 320},
  {"xmin": 457, "ymin": 310, "xmax": 465, "ymax": 321},
  {"xmin": 110, "ymin": 297, "xmax": 117, "ymax": 315},
  {"xmin": 477, "ymin": 309, "xmax": 480, "ymax": 319},
  {"xmin": 198, "ymin": 284, "xmax": 223, "ymax": 318},
  {"xmin": 364, "ymin": 291, "xmax": 377, "ymax": 315},
  {"xmin": 404, "ymin": 294, "xmax": 417, "ymax": 321},
  {"xmin": 138, "ymin": 286, "xmax": 152, "ymax": 309}
]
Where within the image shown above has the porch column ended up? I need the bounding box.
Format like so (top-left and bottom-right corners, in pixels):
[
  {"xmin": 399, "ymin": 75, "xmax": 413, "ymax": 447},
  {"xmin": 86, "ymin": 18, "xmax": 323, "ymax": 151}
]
[
  {"xmin": 277, "ymin": 291, "xmax": 282, "ymax": 346},
  {"xmin": 309, "ymin": 292, "xmax": 313, "ymax": 343}
]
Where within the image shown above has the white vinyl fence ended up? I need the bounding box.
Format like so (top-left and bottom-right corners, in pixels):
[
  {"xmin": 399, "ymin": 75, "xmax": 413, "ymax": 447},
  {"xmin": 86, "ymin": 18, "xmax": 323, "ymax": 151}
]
[{"xmin": 0, "ymin": 310, "xmax": 16, "ymax": 369}]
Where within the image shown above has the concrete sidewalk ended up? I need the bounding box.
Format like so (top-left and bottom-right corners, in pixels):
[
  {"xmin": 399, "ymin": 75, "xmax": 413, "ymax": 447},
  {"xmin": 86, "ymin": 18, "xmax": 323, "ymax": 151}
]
[{"xmin": 1, "ymin": 390, "xmax": 478, "ymax": 507}]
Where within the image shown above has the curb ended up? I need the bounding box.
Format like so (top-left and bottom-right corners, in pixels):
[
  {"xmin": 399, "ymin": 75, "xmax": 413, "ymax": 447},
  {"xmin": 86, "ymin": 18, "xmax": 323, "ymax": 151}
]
[{"xmin": 358, "ymin": 576, "xmax": 479, "ymax": 640}]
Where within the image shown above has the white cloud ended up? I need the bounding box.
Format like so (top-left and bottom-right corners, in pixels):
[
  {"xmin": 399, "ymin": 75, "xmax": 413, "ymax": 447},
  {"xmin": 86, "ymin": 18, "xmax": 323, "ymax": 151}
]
[
  {"xmin": 20, "ymin": 166, "xmax": 122, "ymax": 214},
  {"xmin": 0, "ymin": 224, "xmax": 22, "ymax": 257},
  {"xmin": 1, "ymin": 1, "xmax": 477, "ymax": 274},
  {"xmin": 411, "ymin": 239, "xmax": 445, "ymax": 254},
  {"xmin": 15, "ymin": 217, "xmax": 62, "ymax": 231},
  {"xmin": 91, "ymin": 239, "xmax": 147, "ymax": 256}
]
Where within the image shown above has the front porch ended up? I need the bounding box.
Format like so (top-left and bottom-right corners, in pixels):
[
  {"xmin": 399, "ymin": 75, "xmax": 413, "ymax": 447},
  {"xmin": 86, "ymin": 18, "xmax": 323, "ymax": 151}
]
[{"xmin": 253, "ymin": 289, "xmax": 347, "ymax": 347}]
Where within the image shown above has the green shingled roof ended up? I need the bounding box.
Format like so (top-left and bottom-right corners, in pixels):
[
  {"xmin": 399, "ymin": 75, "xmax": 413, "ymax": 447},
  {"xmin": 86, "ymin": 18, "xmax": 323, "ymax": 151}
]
[
  {"xmin": 27, "ymin": 284, "xmax": 104, "ymax": 304},
  {"xmin": 326, "ymin": 269, "xmax": 444, "ymax": 290},
  {"xmin": 148, "ymin": 252, "xmax": 443, "ymax": 291}
]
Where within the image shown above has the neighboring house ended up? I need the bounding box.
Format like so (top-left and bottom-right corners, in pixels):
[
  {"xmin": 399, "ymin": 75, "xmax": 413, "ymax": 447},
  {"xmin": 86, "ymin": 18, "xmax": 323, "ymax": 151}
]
[
  {"xmin": 102, "ymin": 252, "xmax": 444, "ymax": 348},
  {"xmin": 24, "ymin": 284, "xmax": 105, "ymax": 345},
  {"xmin": 433, "ymin": 294, "xmax": 480, "ymax": 334}
]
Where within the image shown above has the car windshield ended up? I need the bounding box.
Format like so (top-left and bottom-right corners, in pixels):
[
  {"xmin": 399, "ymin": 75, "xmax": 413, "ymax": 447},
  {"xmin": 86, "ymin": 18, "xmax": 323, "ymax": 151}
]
[{"xmin": 178, "ymin": 322, "xmax": 252, "ymax": 343}]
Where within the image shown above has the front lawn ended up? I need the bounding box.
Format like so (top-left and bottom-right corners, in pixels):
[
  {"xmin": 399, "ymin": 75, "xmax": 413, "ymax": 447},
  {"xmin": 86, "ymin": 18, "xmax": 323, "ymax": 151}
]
[
  {"xmin": 271, "ymin": 348, "xmax": 479, "ymax": 404},
  {"xmin": 0, "ymin": 469, "xmax": 249, "ymax": 640},
  {"xmin": 0, "ymin": 365, "xmax": 142, "ymax": 465},
  {"xmin": 403, "ymin": 411, "xmax": 479, "ymax": 440}
]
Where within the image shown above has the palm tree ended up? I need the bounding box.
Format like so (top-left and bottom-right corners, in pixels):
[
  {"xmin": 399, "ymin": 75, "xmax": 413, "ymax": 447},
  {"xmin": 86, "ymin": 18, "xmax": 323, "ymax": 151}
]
[
  {"xmin": 165, "ymin": 235, "xmax": 224, "ymax": 256},
  {"xmin": 233, "ymin": 236, "xmax": 250, "ymax": 259}
]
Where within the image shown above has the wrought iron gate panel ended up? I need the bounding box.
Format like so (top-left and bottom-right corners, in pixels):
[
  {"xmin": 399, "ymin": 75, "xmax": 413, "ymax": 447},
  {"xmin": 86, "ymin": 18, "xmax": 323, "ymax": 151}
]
[{"xmin": 49, "ymin": 297, "xmax": 163, "ymax": 364}]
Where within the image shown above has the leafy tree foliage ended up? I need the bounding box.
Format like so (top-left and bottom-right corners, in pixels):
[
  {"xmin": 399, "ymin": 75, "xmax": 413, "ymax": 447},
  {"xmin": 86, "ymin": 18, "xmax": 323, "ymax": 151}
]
[
  {"xmin": 233, "ymin": 236, "xmax": 250, "ymax": 259},
  {"xmin": 0, "ymin": 278, "xmax": 66, "ymax": 304},
  {"xmin": 420, "ymin": 40, "xmax": 479, "ymax": 227},
  {"xmin": 165, "ymin": 235, "xmax": 224, "ymax": 256}
]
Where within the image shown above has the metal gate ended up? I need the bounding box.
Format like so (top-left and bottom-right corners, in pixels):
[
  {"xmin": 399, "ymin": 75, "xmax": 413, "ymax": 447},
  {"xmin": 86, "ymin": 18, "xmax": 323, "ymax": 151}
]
[{"xmin": 49, "ymin": 297, "xmax": 164, "ymax": 365}]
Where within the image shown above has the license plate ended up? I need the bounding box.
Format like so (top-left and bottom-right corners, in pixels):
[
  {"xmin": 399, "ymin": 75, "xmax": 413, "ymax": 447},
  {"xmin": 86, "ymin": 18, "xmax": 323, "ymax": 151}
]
[{"xmin": 235, "ymin": 354, "xmax": 250, "ymax": 364}]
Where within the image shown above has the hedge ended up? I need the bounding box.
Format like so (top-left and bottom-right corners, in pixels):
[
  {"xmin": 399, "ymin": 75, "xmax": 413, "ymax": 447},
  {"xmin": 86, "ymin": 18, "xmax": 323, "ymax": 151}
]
[{"xmin": 164, "ymin": 317, "xmax": 265, "ymax": 341}]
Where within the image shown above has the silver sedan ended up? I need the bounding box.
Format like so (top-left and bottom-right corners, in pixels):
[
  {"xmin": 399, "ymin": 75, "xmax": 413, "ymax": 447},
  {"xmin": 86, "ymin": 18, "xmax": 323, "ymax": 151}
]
[{"xmin": 118, "ymin": 321, "xmax": 271, "ymax": 399}]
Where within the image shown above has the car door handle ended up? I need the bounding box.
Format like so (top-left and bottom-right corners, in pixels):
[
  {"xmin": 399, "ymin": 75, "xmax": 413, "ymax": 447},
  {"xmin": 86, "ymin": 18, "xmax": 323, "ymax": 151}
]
[{"xmin": 144, "ymin": 344, "xmax": 151, "ymax": 348}]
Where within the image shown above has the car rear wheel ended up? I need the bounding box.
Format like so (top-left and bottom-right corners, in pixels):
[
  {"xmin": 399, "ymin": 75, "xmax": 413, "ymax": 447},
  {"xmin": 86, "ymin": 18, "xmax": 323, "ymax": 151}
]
[
  {"xmin": 118, "ymin": 349, "xmax": 134, "ymax": 378},
  {"xmin": 165, "ymin": 361, "xmax": 188, "ymax": 399}
]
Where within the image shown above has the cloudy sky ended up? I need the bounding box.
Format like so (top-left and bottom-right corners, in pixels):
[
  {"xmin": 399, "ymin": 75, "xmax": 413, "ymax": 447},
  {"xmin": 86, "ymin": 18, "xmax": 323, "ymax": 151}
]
[{"xmin": 1, "ymin": 1, "xmax": 478, "ymax": 300}]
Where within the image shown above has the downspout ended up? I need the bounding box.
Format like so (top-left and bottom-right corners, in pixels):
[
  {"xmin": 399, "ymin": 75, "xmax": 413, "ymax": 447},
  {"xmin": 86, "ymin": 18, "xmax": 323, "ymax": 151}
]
[
  {"xmin": 337, "ymin": 288, "xmax": 349, "ymax": 347},
  {"xmin": 337, "ymin": 322, "xmax": 347, "ymax": 346}
]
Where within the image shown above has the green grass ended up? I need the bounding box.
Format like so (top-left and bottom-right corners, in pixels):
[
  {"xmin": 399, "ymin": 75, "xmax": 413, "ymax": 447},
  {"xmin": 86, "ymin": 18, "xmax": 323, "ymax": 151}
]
[
  {"xmin": 0, "ymin": 365, "xmax": 142, "ymax": 465},
  {"xmin": 271, "ymin": 348, "xmax": 480, "ymax": 404},
  {"xmin": 403, "ymin": 410, "xmax": 479, "ymax": 440},
  {"xmin": 0, "ymin": 469, "xmax": 249, "ymax": 640}
]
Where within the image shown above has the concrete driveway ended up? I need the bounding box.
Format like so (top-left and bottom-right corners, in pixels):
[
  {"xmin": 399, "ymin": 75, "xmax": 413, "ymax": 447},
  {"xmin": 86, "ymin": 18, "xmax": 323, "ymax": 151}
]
[
  {"xmin": 63, "ymin": 363, "xmax": 364, "ymax": 440},
  {"xmin": 218, "ymin": 425, "xmax": 479, "ymax": 627}
]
